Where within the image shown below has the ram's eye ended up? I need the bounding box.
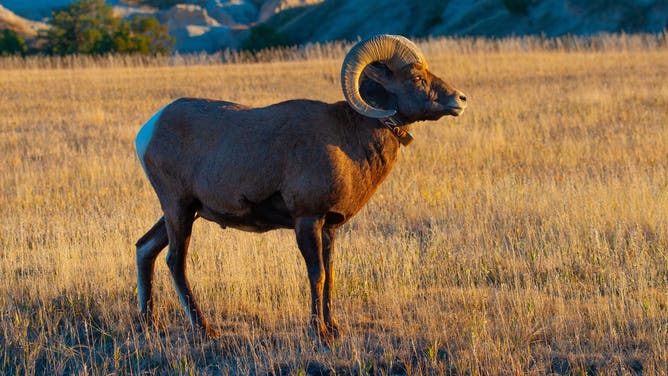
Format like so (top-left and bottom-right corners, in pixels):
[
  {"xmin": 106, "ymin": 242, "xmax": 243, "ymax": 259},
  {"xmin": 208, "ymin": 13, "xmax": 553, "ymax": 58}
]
[{"xmin": 411, "ymin": 76, "xmax": 424, "ymax": 84}]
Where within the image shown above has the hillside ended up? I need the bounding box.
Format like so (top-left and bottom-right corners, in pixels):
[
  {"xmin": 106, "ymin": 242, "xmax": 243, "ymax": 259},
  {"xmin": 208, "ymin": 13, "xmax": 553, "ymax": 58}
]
[
  {"xmin": 0, "ymin": 5, "xmax": 48, "ymax": 39},
  {"xmin": 0, "ymin": 0, "xmax": 81, "ymax": 20},
  {"xmin": 266, "ymin": 0, "xmax": 668, "ymax": 44},
  {"xmin": 1, "ymin": 0, "xmax": 667, "ymax": 53}
]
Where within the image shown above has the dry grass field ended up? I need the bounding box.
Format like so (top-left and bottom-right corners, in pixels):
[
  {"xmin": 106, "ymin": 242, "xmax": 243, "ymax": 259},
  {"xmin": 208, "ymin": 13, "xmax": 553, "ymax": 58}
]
[{"xmin": 1, "ymin": 36, "xmax": 667, "ymax": 375}]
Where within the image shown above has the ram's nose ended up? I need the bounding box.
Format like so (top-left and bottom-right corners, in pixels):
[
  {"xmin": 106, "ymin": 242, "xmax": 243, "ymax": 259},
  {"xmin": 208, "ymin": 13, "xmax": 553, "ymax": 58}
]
[
  {"xmin": 458, "ymin": 92, "xmax": 467, "ymax": 106},
  {"xmin": 444, "ymin": 91, "xmax": 467, "ymax": 116}
]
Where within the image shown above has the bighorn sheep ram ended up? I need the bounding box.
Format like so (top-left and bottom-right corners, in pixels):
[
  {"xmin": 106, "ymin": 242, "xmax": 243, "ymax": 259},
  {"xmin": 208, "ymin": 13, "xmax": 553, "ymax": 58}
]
[{"xmin": 135, "ymin": 34, "xmax": 466, "ymax": 341}]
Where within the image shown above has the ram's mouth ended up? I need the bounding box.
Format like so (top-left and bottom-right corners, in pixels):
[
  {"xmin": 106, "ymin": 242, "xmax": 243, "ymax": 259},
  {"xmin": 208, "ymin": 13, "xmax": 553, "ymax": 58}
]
[{"xmin": 446, "ymin": 105, "xmax": 465, "ymax": 116}]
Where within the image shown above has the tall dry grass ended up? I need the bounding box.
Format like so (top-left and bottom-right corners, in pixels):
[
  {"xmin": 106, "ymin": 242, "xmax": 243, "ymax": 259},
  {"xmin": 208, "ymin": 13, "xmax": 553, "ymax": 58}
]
[{"xmin": 0, "ymin": 36, "xmax": 667, "ymax": 375}]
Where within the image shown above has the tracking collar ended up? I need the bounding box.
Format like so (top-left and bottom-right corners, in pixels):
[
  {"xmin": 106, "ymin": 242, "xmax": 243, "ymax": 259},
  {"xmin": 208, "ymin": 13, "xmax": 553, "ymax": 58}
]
[{"xmin": 380, "ymin": 116, "xmax": 414, "ymax": 146}]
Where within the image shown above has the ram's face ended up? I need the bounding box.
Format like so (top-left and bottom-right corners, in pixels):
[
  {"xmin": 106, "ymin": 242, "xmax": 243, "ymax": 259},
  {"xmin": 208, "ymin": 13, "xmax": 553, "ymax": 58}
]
[
  {"xmin": 342, "ymin": 34, "xmax": 466, "ymax": 123},
  {"xmin": 364, "ymin": 62, "xmax": 466, "ymax": 122}
]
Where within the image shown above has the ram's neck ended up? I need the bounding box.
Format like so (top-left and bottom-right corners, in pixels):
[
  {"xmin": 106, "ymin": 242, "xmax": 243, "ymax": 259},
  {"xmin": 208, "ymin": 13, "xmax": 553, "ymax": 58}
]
[
  {"xmin": 324, "ymin": 102, "xmax": 408, "ymax": 219},
  {"xmin": 333, "ymin": 100, "xmax": 411, "ymax": 150}
]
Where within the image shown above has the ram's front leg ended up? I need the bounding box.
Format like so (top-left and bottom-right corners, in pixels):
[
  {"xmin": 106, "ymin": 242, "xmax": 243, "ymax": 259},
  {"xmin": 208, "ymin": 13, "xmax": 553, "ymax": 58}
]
[
  {"xmin": 295, "ymin": 216, "xmax": 330, "ymax": 343},
  {"xmin": 322, "ymin": 226, "xmax": 341, "ymax": 338}
]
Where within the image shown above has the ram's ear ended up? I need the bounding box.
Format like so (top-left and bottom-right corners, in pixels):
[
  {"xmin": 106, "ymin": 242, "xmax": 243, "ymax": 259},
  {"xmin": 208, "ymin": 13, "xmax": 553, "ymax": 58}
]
[
  {"xmin": 364, "ymin": 63, "xmax": 402, "ymax": 95},
  {"xmin": 364, "ymin": 63, "xmax": 393, "ymax": 86}
]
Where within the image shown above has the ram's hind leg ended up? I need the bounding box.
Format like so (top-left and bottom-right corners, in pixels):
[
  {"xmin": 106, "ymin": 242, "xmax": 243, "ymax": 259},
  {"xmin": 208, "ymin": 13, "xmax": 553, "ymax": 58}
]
[
  {"xmin": 136, "ymin": 216, "xmax": 169, "ymax": 324},
  {"xmin": 163, "ymin": 206, "xmax": 217, "ymax": 338}
]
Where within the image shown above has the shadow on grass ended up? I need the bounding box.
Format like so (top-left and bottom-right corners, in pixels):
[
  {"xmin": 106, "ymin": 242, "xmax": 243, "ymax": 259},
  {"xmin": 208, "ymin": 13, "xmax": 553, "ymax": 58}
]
[{"xmin": 1, "ymin": 290, "xmax": 650, "ymax": 375}]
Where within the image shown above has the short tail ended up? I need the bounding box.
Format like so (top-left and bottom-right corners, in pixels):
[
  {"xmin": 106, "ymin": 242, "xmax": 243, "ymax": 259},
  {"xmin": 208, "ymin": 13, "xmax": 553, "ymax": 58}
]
[{"xmin": 136, "ymin": 216, "xmax": 169, "ymax": 250}]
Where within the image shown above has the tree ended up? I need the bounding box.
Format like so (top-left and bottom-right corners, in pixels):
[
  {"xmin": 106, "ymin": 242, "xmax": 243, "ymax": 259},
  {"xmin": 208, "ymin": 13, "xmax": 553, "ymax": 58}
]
[
  {"xmin": 0, "ymin": 29, "xmax": 27, "ymax": 56},
  {"xmin": 42, "ymin": 0, "xmax": 118, "ymax": 55},
  {"xmin": 41, "ymin": 0, "xmax": 173, "ymax": 55},
  {"xmin": 112, "ymin": 16, "xmax": 173, "ymax": 54}
]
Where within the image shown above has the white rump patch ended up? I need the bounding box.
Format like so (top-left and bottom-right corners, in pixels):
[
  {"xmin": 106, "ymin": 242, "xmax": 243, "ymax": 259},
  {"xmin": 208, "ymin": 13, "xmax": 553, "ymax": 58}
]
[{"xmin": 135, "ymin": 106, "xmax": 167, "ymax": 174}]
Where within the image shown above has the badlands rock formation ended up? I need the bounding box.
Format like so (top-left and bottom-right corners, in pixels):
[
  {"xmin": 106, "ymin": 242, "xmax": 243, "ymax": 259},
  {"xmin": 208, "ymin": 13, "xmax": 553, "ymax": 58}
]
[{"xmin": 1, "ymin": 0, "xmax": 666, "ymax": 53}]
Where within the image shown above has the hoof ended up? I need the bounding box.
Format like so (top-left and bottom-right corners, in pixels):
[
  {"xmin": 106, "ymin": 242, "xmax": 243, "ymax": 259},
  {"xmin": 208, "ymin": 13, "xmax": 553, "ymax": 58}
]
[
  {"xmin": 136, "ymin": 311, "xmax": 165, "ymax": 333},
  {"xmin": 137, "ymin": 311, "xmax": 155, "ymax": 327},
  {"xmin": 308, "ymin": 321, "xmax": 340, "ymax": 347},
  {"xmin": 197, "ymin": 324, "xmax": 220, "ymax": 340},
  {"xmin": 326, "ymin": 318, "xmax": 343, "ymax": 339}
]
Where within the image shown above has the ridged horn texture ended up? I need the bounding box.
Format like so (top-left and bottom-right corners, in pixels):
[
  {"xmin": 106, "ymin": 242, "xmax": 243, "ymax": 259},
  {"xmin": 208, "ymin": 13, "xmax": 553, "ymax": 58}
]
[{"xmin": 341, "ymin": 34, "xmax": 426, "ymax": 118}]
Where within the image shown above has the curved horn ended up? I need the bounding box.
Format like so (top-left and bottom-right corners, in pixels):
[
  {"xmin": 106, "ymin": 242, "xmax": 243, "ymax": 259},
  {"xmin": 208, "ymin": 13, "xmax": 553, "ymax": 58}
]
[{"xmin": 341, "ymin": 34, "xmax": 425, "ymax": 118}]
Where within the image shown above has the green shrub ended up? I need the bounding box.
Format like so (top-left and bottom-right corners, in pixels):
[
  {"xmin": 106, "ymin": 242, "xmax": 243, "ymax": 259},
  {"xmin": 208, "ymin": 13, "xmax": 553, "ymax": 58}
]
[
  {"xmin": 41, "ymin": 0, "xmax": 173, "ymax": 55},
  {"xmin": 112, "ymin": 16, "xmax": 173, "ymax": 54},
  {"xmin": 41, "ymin": 0, "xmax": 118, "ymax": 55},
  {"xmin": 502, "ymin": 0, "xmax": 535, "ymax": 15},
  {"xmin": 241, "ymin": 24, "xmax": 292, "ymax": 52},
  {"xmin": 0, "ymin": 29, "xmax": 27, "ymax": 56}
]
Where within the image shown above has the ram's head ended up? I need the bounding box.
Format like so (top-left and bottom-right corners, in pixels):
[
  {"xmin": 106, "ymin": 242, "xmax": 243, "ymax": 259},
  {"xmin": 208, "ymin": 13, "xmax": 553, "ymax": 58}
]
[{"xmin": 341, "ymin": 34, "xmax": 467, "ymax": 123}]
